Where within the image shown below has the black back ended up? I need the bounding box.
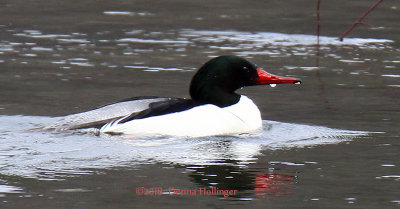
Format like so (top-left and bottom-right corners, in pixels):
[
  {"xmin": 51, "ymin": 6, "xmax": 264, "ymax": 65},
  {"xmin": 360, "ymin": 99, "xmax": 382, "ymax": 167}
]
[{"xmin": 118, "ymin": 98, "xmax": 203, "ymax": 124}]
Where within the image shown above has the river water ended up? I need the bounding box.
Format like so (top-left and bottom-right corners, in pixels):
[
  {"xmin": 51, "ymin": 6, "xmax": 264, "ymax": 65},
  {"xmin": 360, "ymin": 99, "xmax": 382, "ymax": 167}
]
[{"xmin": 1, "ymin": 0, "xmax": 399, "ymax": 208}]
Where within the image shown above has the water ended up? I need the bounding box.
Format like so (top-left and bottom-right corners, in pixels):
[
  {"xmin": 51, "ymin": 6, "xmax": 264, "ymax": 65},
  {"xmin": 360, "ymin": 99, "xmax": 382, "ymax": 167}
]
[
  {"xmin": 1, "ymin": 0, "xmax": 400, "ymax": 208},
  {"xmin": 0, "ymin": 115, "xmax": 366, "ymax": 180}
]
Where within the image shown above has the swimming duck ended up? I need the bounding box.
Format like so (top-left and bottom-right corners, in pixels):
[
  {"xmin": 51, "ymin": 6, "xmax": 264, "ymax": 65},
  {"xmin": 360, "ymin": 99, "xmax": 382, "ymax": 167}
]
[{"xmin": 50, "ymin": 55, "xmax": 301, "ymax": 137}]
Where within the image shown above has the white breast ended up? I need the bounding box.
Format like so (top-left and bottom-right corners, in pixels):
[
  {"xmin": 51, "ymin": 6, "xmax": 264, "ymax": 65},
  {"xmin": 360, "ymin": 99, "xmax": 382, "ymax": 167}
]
[{"xmin": 100, "ymin": 96, "xmax": 262, "ymax": 137}]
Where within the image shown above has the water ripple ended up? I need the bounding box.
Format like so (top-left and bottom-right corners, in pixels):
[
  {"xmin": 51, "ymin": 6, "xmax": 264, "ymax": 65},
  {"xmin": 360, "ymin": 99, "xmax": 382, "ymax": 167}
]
[
  {"xmin": 1, "ymin": 28, "xmax": 395, "ymax": 74},
  {"xmin": 0, "ymin": 115, "xmax": 368, "ymax": 180}
]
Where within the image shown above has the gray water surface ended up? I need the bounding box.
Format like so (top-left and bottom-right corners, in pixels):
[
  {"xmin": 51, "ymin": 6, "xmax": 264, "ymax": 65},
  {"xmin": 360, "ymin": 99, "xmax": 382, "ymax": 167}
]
[{"xmin": 1, "ymin": 0, "xmax": 400, "ymax": 208}]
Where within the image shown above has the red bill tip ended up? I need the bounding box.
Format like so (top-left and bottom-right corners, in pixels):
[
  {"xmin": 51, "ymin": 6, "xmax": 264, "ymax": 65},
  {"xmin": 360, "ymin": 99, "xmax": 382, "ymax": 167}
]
[{"xmin": 255, "ymin": 68, "xmax": 301, "ymax": 85}]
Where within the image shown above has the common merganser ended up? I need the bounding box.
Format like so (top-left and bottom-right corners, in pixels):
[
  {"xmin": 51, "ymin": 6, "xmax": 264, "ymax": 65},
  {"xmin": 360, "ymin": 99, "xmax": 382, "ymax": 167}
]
[{"xmin": 50, "ymin": 55, "xmax": 301, "ymax": 137}]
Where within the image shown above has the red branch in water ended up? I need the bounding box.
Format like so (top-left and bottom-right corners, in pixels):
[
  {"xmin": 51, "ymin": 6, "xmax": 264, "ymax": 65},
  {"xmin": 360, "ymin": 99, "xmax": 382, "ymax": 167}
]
[
  {"xmin": 316, "ymin": 0, "xmax": 321, "ymax": 66},
  {"xmin": 315, "ymin": 0, "xmax": 331, "ymax": 110},
  {"xmin": 339, "ymin": 0, "xmax": 384, "ymax": 41}
]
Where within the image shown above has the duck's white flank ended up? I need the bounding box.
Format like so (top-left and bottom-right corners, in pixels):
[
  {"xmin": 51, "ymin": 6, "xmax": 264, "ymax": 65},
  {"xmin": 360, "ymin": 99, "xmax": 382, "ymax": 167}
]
[{"xmin": 100, "ymin": 96, "xmax": 262, "ymax": 137}]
